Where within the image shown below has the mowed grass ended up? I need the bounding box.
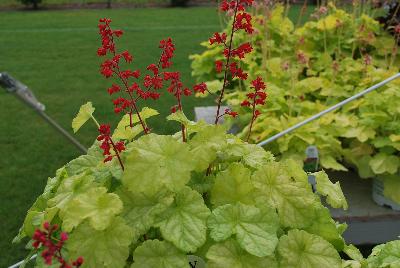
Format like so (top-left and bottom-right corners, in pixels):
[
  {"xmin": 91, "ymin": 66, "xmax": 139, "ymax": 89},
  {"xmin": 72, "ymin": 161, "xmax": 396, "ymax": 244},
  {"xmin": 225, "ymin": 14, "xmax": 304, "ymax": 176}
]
[
  {"xmin": 0, "ymin": 6, "xmax": 310, "ymax": 266},
  {"xmin": 0, "ymin": 7, "xmax": 220, "ymax": 266}
]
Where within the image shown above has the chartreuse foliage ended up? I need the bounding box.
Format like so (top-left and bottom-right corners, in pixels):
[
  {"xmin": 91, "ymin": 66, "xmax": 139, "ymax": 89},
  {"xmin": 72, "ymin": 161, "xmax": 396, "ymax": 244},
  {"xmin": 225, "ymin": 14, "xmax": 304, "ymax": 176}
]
[
  {"xmin": 16, "ymin": 103, "xmax": 400, "ymax": 267},
  {"xmin": 190, "ymin": 3, "xmax": 400, "ymax": 194}
]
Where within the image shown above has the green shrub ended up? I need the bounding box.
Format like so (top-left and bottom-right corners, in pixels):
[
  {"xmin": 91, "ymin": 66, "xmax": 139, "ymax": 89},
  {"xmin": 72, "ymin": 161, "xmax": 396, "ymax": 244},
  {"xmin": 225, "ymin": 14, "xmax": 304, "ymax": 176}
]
[
  {"xmin": 17, "ymin": 0, "xmax": 41, "ymax": 9},
  {"xmin": 170, "ymin": 0, "xmax": 189, "ymax": 7}
]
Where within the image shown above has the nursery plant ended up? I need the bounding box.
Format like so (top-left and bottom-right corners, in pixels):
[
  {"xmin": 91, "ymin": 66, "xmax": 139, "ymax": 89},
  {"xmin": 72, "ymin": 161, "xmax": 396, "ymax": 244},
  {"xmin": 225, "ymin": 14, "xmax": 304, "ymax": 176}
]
[
  {"xmin": 190, "ymin": 2, "xmax": 400, "ymax": 199},
  {"xmin": 13, "ymin": 1, "xmax": 400, "ymax": 267}
]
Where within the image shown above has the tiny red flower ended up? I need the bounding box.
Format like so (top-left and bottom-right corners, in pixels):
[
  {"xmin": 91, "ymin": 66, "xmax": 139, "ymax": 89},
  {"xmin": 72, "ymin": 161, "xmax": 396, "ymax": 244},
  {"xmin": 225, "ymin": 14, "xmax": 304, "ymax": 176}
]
[
  {"xmin": 97, "ymin": 47, "xmax": 107, "ymax": 56},
  {"xmin": 122, "ymin": 51, "xmax": 133, "ymax": 63},
  {"xmin": 193, "ymin": 82, "xmax": 207, "ymax": 94},
  {"xmin": 215, "ymin": 60, "xmax": 224, "ymax": 73},
  {"xmin": 183, "ymin": 88, "xmax": 192, "ymax": 96}
]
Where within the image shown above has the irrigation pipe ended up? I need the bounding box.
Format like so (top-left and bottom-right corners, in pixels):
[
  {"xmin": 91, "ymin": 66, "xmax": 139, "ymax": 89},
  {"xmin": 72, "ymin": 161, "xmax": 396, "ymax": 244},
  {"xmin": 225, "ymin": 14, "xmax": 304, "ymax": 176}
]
[
  {"xmin": 0, "ymin": 72, "xmax": 87, "ymax": 154},
  {"xmin": 257, "ymin": 73, "xmax": 400, "ymax": 147}
]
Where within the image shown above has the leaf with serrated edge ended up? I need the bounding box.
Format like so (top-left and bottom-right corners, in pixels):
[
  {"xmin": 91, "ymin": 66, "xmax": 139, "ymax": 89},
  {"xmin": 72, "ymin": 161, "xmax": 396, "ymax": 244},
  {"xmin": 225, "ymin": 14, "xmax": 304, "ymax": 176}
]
[
  {"xmin": 122, "ymin": 134, "xmax": 196, "ymax": 194},
  {"xmin": 189, "ymin": 125, "xmax": 228, "ymax": 171},
  {"xmin": 208, "ymin": 203, "xmax": 279, "ymax": 257},
  {"xmin": 154, "ymin": 186, "xmax": 210, "ymax": 252},
  {"xmin": 277, "ymin": 229, "xmax": 341, "ymax": 268},
  {"xmin": 206, "ymin": 239, "xmax": 278, "ymax": 268},
  {"xmin": 47, "ymin": 173, "xmax": 96, "ymax": 210},
  {"xmin": 67, "ymin": 217, "xmax": 134, "ymax": 268},
  {"xmin": 116, "ymin": 187, "xmax": 174, "ymax": 242},
  {"xmin": 211, "ymin": 163, "xmax": 255, "ymax": 206},
  {"xmin": 131, "ymin": 240, "xmax": 188, "ymax": 268},
  {"xmin": 367, "ymin": 240, "xmax": 400, "ymax": 268},
  {"xmin": 252, "ymin": 162, "xmax": 316, "ymax": 228},
  {"xmin": 60, "ymin": 187, "xmax": 122, "ymax": 231},
  {"xmin": 72, "ymin": 102, "xmax": 95, "ymax": 133},
  {"xmin": 314, "ymin": 171, "xmax": 348, "ymax": 209}
]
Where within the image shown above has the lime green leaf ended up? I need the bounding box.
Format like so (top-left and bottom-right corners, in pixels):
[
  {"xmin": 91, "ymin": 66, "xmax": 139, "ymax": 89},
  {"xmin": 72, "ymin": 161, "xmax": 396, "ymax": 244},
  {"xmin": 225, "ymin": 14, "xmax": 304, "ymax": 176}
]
[
  {"xmin": 167, "ymin": 110, "xmax": 208, "ymax": 136},
  {"xmin": 61, "ymin": 187, "xmax": 122, "ymax": 231},
  {"xmin": 72, "ymin": 102, "xmax": 95, "ymax": 133},
  {"xmin": 113, "ymin": 107, "xmax": 159, "ymax": 140},
  {"xmin": 208, "ymin": 203, "xmax": 279, "ymax": 257},
  {"xmin": 155, "ymin": 186, "xmax": 210, "ymax": 252},
  {"xmin": 314, "ymin": 171, "xmax": 348, "ymax": 209},
  {"xmin": 282, "ymin": 159, "xmax": 308, "ymax": 184},
  {"xmin": 252, "ymin": 162, "xmax": 316, "ymax": 228},
  {"xmin": 206, "ymin": 239, "xmax": 278, "ymax": 268},
  {"xmin": 379, "ymin": 175, "xmax": 400, "ymax": 204},
  {"xmin": 342, "ymin": 127, "xmax": 375, "ymax": 143},
  {"xmin": 389, "ymin": 134, "xmax": 400, "ymax": 142},
  {"xmin": 189, "ymin": 125, "xmax": 228, "ymax": 171},
  {"xmin": 167, "ymin": 110, "xmax": 191, "ymax": 125},
  {"xmin": 223, "ymin": 143, "xmax": 275, "ymax": 169},
  {"xmin": 67, "ymin": 217, "xmax": 134, "ymax": 268},
  {"xmin": 122, "ymin": 134, "xmax": 196, "ymax": 194},
  {"xmin": 317, "ymin": 15, "xmax": 341, "ymax": 31},
  {"xmin": 131, "ymin": 240, "xmax": 188, "ymax": 268},
  {"xmin": 206, "ymin": 80, "xmax": 224, "ymax": 94},
  {"xmin": 304, "ymin": 205, "xmax": 346, "ymax": 250},
  {"xmin": 367, "ymin": 240, "xmax": 400, "ymax": 268},
  {"xmin": 343, "ymin": 244, "xmax": 364, "ymax": 262},
  {"xmin": 117, "ymin": 187, "xmax": 174, "ymax": 241},
  {"xmin": 47, "ymin": 173, "xmax": 96, "ymax": 210},
  {"xmin": 211, "ymin": 163, "xmax": 255, "ymax": 206},
  {"xmin": 277, "ymin": 229, "xmax": 342, "ymax": 268},
  {"xmin": 320, "ymin": 155, "xmax": 348, "ymax": 171},
  {"xmin": 369, "ymin": 153, "xmax": 400, "ymax": 175},
  {"xmin": 23, "ymin": 207, "xmax": 58, "ymax": 237}
]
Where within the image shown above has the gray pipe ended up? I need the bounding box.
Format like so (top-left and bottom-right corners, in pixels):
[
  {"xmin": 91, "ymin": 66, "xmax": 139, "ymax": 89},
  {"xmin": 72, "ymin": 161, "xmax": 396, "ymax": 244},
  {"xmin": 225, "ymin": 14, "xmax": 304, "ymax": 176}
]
[
  {"xmin": 258, "ymin": 73, "xmax": 400, "ymax": 147},
  {"xmin": 0, "ymin": 72, "xmax": 87, "ymax": 154}
]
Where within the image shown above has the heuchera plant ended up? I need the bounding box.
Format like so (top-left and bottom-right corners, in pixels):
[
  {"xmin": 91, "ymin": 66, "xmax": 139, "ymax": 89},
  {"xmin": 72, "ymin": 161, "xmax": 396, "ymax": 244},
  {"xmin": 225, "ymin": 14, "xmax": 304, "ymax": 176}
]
[{"xmin": 13, "ymin": 1, "xmax": 400, "ymax": 268}]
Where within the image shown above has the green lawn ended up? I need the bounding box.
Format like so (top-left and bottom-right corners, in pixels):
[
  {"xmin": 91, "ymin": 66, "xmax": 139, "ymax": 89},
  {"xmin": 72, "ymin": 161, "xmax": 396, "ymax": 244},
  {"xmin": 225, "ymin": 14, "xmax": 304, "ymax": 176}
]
[
  {"xmin": 0, "ymin": 7, "xmax": 220, "ymax": 266},
  {"xmin": 0, "ymin": 5, "xmax": 310, "ymax": 267}
]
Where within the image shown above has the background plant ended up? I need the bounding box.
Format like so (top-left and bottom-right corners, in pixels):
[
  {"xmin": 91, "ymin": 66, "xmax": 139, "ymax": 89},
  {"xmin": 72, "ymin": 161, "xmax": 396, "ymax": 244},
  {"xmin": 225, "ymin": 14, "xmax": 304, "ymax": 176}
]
[{"xmin": 190, "ymin": 2, "xmax": 400, "ymax": 196}]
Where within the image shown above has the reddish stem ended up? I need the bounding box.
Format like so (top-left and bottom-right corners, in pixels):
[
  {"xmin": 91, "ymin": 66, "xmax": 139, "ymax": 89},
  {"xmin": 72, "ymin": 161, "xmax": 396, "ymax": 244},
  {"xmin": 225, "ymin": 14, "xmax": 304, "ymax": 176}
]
[
  {"xmin": 176, "ymin": 92, "xmax": 187, "ymax": 142},
  {"xmin": 113, "ymin": 69, "xmax": 149, "ymax": 134},
  {"xmin": 246, "ymin": 92, "xmax": 257, "ymax": 142},
  {"xmin": 109, "ymin": 138, "xmax": 125, "ymax": 171},
  {"xmin": 214, "ymin": 0, "xmax": 240, "ymax": 125}
]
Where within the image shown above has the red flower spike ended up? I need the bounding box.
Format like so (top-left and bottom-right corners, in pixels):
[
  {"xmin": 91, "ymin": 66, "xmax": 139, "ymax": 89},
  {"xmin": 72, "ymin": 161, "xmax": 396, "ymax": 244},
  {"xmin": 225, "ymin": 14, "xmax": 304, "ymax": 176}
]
[
  {"xmin": 32, "ymin": 222, "xmax": 84, "ymax": 268},
  {"xmin": 159, "ymin": 38, "xmax": 176, "ymax": 69}
]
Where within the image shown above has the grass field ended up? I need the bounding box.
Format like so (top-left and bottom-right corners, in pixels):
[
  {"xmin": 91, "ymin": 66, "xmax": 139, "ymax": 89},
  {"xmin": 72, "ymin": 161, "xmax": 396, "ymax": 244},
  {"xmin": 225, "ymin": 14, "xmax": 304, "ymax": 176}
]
[
  {"xmin": 0, "ymin": 5, "xmax": 310, "ymax": 267},
  {"xmin": 0, "ymin": 7, "xmax": 220, "ymax": 266}
]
